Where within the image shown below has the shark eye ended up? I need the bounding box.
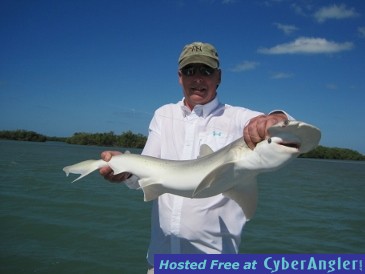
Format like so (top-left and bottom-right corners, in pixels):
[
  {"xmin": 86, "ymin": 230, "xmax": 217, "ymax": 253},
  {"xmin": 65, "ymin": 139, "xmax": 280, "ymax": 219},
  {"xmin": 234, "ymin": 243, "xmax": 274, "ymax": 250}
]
[{"xmin": 268, "ymin": 138, "xmax": 272, "ymax": 144}]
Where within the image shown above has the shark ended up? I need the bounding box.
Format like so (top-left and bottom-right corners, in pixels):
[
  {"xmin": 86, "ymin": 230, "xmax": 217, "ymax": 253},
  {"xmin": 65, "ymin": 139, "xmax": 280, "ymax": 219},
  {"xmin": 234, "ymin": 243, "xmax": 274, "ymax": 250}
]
[{"xmin": 63, "ymin": 120, "xmax": 321, "ymax": 219}]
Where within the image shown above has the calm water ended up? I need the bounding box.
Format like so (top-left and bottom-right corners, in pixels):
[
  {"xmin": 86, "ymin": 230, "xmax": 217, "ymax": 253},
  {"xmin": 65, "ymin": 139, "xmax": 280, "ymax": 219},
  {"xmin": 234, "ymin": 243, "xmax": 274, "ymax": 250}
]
[{"xmin": 1, "ymin": 140, "xmax": 364, "ymax": 273}]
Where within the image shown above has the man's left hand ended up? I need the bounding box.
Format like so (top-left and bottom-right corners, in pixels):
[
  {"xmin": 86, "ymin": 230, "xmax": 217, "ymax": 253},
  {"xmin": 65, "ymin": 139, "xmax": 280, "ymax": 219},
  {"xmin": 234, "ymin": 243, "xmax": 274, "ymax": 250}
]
[{"xmin": 244, "ymin": 113, "xmax": 288, "ymax": 150}]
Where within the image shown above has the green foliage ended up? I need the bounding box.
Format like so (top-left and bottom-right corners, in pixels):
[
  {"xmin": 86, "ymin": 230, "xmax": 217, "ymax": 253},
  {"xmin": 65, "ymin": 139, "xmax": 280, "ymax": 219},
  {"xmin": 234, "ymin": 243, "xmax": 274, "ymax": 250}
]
[
  {"xmin": 0, "ymin": 129, "xmax": 47, "ymax": 142},
  {"xmin": 116, "ymin": 131, "xmax": 147, "ymax": 148},
  {"xmin": 46, "ymin": 136, "xmax": 68, "ymax": 142},
  {"xmin": 0, "ymin": 129, "xmax": 147, "ymax": 148},
  {"xmin": 300, "ymin": 145, "xmax": 365, "ymax": 161},
  {"xmin": 66, "ymin": 130, "xmax": 147, "ymax": 148}
]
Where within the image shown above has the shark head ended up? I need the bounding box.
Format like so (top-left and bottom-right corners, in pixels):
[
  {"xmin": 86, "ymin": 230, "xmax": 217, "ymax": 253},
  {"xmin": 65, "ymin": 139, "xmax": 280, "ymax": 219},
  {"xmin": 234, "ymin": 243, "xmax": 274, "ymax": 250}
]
[
  {"xmin": 250, "ymin": 120, "xmax": 321, "ymax": 171},
  {"xmin": 267, "ymin": 120, "xmax": 321, "ymax": 154}
]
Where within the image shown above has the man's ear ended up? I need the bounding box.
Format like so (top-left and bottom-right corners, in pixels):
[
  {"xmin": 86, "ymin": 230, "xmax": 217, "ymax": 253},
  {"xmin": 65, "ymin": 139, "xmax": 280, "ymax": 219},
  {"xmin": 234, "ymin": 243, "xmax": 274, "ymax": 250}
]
[{"xmin": 216, "ymin": 69, "xmax": 222, "ymax": 88}]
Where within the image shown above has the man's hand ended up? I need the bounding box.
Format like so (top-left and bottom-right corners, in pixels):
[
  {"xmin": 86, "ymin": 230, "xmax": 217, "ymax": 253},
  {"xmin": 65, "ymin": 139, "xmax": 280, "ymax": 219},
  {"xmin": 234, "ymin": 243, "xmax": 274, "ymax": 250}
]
[
  {"xmin": 99, "ymin": 151, "xmax": 132, "ymax": 182},
  {"xmin": 244, "ymin": 113, "xmax": 288, "ymax": 150}
]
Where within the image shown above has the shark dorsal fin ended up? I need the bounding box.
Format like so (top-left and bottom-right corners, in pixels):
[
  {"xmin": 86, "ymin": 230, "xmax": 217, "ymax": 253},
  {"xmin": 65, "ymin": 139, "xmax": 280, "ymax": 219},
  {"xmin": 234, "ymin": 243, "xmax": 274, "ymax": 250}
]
[{"xmin": 198, "ymin": 144, "xmax": 214, "ymax": 158}]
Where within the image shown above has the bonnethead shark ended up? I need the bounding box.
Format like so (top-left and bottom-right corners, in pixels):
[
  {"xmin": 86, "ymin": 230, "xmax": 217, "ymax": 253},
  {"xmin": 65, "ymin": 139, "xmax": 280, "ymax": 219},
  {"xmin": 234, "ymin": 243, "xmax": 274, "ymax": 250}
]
[{"xmin": 63, "ymin": 120, "xmax": 321, "ymax": 219}]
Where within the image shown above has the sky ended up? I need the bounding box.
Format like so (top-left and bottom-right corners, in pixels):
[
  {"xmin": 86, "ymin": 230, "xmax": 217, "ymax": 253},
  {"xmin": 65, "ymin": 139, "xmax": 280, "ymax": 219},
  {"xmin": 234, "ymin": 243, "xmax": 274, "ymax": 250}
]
[{"xmin": 1, "ymin": 0, "xmax": 364, "ymax": 153}]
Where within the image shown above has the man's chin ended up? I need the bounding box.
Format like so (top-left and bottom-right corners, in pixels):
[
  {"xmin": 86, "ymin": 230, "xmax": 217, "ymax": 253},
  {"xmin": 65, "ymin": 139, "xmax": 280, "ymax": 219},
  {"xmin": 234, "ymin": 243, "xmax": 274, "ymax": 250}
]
[{"xmin": 189, "ymin": 94, "xmax": 206, "ymax": 103}]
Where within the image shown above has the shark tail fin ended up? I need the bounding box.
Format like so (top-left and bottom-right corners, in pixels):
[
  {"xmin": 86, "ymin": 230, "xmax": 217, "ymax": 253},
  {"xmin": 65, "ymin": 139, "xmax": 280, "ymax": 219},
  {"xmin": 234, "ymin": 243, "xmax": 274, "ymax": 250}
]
[{"xmin": 63, "ymin": 159, "xmax": 107, "ymax": 183}]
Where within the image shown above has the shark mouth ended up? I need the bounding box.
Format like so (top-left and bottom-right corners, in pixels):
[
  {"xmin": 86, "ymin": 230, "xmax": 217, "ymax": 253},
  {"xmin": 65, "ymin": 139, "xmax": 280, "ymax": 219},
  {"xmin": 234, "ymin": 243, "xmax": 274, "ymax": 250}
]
[
  {"xmin": 268, "ymin": 138, "xmax": 300, "ymax": 150},
  {"xmin": 279, "ymin": 142, "xmax": 301, "ymax": 149}
]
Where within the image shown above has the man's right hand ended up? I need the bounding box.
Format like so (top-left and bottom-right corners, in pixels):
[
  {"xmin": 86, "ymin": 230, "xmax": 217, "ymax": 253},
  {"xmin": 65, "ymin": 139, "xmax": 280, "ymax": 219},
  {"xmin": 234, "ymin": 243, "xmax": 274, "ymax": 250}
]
[{"xmin": 100, "ymin": 151, "xmax": 132, "ymax": 183}]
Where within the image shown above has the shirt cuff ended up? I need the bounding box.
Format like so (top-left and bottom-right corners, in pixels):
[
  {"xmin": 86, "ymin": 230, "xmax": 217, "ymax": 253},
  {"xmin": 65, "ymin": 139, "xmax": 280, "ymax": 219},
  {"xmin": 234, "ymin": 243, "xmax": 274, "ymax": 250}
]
[{"xmin": 269, "ymin": 110, "xmax": 294, "ymax": 120}]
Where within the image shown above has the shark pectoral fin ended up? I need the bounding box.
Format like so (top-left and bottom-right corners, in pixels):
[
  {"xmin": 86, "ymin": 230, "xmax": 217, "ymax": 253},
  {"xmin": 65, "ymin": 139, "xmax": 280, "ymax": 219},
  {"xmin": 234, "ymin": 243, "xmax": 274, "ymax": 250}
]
[
  {"xmin": 193, "ymin": 163, "xmax": 236, "ymax": 198},
  {"xmin": 223, "ymin": 181, "xmax": 258, "ymax": 221},
  {"xmin": 63, "ymin": 159, "xmax": 106, "ymax": 183},
  {"xmin": 138, "ymin": 178, "xmax": 165, "ymax": 202}
]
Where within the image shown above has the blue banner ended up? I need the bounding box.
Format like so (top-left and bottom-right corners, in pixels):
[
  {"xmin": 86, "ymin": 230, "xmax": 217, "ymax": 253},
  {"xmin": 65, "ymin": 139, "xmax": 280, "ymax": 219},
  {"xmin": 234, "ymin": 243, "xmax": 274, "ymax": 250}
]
[{"xmin": 154, "ymin": 254, "xmax": 364, "ymax": 273}]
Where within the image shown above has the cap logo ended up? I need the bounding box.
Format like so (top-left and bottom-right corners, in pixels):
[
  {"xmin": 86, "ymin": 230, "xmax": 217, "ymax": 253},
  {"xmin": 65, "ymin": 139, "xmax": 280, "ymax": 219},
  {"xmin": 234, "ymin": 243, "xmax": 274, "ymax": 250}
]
[{"xmin": 189, "ymin": 45, "xmax": 202, "ymax": 53}]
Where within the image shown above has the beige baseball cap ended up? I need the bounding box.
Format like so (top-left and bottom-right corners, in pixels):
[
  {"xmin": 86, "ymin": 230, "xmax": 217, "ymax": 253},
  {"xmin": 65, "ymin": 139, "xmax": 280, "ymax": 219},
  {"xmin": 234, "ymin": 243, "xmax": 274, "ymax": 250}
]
[{"xmin": 178, "ymin": 42, "xmax": 219, "ymax": 69}]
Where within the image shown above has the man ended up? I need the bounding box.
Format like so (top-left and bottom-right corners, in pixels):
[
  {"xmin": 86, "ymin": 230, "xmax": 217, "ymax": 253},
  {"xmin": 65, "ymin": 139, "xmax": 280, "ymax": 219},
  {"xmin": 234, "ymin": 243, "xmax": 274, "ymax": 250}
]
[{"xmin": 100, "ymin": 42, "xmax": 289, "ymax": 273}]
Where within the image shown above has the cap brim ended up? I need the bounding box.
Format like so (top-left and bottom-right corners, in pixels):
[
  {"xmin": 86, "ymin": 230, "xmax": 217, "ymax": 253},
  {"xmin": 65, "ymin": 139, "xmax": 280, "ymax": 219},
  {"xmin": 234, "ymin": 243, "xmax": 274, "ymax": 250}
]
[{"xmin": 179, "ymin": 55, "xmax": 218, "ymax": 69}]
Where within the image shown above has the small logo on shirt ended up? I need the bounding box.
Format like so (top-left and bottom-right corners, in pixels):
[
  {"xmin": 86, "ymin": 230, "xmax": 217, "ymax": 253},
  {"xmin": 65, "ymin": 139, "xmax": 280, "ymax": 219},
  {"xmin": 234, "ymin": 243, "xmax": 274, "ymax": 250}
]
[{"xmin": 212, "ymin": 131, "xmax": 222, "ymax": 137}]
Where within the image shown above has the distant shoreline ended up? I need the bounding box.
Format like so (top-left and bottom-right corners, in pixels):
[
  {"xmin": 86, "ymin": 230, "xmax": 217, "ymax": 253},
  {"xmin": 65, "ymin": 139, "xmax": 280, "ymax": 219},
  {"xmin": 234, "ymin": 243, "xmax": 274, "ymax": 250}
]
[{"xmin": 1, "ymin": 129, "xmax": 364, "ymax": 161}]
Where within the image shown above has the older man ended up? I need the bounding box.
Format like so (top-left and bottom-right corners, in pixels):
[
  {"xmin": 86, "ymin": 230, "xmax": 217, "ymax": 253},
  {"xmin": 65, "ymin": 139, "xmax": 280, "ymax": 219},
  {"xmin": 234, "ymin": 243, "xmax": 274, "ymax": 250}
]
[{"xmin": 100, "ymin": 42, "xmax": 289, "ymax": 273}]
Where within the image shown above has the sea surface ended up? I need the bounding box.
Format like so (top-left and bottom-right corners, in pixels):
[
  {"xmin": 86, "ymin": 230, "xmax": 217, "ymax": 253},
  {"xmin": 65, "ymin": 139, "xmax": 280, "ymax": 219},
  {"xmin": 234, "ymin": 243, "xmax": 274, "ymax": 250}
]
[{"xmin": 1, "ymin": 140, "xmax": 364, "ymax": 273}]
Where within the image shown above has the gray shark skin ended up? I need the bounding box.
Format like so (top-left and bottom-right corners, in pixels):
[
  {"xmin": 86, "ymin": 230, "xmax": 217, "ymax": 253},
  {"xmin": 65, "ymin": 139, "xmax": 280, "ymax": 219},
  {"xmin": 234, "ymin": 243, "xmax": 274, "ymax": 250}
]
[{"xmin": 63, "ymin": 120, "xmax": 321, "ymax": 219}]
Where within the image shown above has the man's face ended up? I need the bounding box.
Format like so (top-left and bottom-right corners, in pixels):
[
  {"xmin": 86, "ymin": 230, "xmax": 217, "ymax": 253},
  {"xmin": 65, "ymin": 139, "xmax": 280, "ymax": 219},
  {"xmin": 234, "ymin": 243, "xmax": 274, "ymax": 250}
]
[{"xmin": 178, "ymin": 63, "xmax": 221, "ymax": 109}]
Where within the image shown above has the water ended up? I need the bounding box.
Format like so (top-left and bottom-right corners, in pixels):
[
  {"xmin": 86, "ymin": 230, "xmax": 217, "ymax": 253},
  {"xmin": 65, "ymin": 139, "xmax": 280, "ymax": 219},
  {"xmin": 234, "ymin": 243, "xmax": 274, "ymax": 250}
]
[{"xmin": 1, "ymin": 141, "xmax": 364, "ymax": 273}]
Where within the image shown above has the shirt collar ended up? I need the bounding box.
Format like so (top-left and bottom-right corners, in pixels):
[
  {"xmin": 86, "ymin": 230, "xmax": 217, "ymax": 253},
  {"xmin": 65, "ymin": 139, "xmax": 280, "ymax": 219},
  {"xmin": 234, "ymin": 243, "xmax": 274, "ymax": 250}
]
[{"xmin": 180, "ymin": 96, "xmax": 220, "ymax": 118}]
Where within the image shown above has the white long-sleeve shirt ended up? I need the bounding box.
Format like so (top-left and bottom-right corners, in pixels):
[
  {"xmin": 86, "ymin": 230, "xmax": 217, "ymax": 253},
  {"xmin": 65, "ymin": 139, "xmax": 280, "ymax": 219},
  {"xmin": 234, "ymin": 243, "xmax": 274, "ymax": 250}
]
[{"xmin": 126, "ymin": 96, "xmax": 281, "ymax": 265}]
